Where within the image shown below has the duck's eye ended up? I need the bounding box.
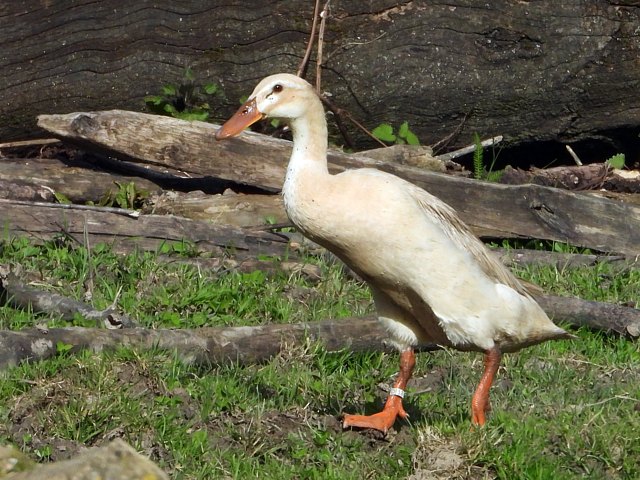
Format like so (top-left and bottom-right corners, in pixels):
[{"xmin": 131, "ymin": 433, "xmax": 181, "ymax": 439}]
[{"xmin": 272, "ymin": 84, "xmax": 283, "ymax": 93}]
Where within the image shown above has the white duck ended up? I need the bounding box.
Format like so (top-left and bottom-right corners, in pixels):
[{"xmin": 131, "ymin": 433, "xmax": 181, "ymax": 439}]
[{"xmin": 215, "ymin": 73, "xmax": 571, "ymax": 433}]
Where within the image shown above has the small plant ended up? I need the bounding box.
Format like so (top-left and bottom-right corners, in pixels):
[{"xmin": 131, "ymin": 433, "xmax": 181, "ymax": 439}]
[
  {"xmin": 605, "ymin": 153, "xmax": 625, "ymax": 170},
  {"xmin": 372, "ymin": 121, "xmax": 420, "ymax": 145},
  {"xmin": 98, "ymin": 181, "xmax": 149, "ymax": 210},
  {"xmin": 472, "ymin": 133, "xmax": 503, "ymax": 182},
  {"xmin": 473, "ymin": 133, "xmax": 484, "ymax": 180},
  {"xmin": 144, "ymin": 68, "xmax": 221, "ymax": 121}
]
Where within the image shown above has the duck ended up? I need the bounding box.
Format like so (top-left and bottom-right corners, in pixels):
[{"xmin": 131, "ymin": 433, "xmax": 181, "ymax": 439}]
[{"xmin": 215, "ymin": 73, "xmax": 572, "ymax": 433}]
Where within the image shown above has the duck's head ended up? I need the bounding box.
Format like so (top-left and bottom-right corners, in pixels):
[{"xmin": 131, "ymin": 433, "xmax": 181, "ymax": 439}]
[{"xmin": 215, "ymin": 73, "xmax": 316, "ymax": 140}]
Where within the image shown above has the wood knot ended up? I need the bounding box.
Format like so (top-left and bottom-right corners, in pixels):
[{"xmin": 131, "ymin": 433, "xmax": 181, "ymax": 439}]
[{"xmin": 70, "ymin": 114, "xmax": 99, "ymax": 136}]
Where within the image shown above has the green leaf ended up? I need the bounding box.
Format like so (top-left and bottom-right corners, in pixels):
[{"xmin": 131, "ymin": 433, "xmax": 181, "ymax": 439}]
[
  {"xmin": 606, "ymin": 153, "xmax": 625, "ymax": 170},
  {"xmin": 144, "ymin": 95, "xmax": 165, "ymax": 105},
  {"xmin": 405, "ymin": 130, "xmax": 420, "ymax": 146},
  {"xmin": 163, "ymin": 104, "xmax": 178, "ymax": 115},
  {"xmin": 203, "ymin": 83, "xmax": 218, "ymax": 95},
  {"xmin": 175, "ymin": 111, "xmax": 210, "ymax": 122},
  {"xmin": 56, "ymin": 342, "xmax": 73, "ymax": 354},
  {"xmin": 184, "ymin": 67, "xmax": 195, "ymax": 81},
  {"xmin": 398, "ymin": 121, "xmax": 409, "ymax": 138},
  {"xmin": 372, "ymin": 123, "xmax": 396, "ymax": 143},
  {"xmin": 162, "ymin": 84, "xmax": 177, "ymax": 96},
  {"xmin": 53, "ymin": 192, "xmax": 71, "ymax": 204}
]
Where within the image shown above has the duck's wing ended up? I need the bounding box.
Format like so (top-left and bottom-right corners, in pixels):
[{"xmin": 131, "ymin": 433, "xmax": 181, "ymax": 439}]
[{"xmin": 406, "ymin": 182, "xmax": 532, "ymax": 296}]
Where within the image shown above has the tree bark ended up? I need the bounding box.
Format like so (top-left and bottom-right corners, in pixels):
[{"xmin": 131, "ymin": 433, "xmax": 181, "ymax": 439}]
[
  {"xmin": 2, "ymin": 1, "xmax": 639, "ymax": 159},
  {"xmin": 37, "ymin": 110, "xmax": 640, "ymax": 255}
]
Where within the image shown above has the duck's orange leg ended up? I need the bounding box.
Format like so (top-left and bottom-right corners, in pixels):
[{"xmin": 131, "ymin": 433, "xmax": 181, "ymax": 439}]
[
  {"xmin": 343, "ymin": 348, "xmax": 415, "ymax": 433},
  {"xmin": 471, "ymin": 347, "xmax": 501, "ymax": 426}
]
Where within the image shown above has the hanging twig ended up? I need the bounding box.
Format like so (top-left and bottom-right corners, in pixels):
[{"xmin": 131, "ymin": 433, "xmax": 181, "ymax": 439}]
[
  {"xmin": 315, "ymin": 1, "xmax": 331, "ymax": 93},
  {"xmin": 431, "ymin": 110, "xmax": 471, "ymax": 154},
  {"xmin": 321, "ymin": 96, "xmax": 386, "ymax": 148},
  {"xmin": 296, "ymin": 0, "xmax": 321, "ymax": 78}
]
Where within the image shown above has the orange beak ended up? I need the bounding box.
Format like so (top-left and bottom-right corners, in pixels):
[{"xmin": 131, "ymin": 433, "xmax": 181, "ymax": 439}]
[{"xmin": 215, "ymin": 97, "xmax": 264, "ymax": 140}]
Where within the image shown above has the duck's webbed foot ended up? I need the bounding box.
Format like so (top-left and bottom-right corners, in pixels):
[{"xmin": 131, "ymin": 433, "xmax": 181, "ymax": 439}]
[{"xmin": 343, "ymin": 348, "xmax": 415, "ymax": 433}]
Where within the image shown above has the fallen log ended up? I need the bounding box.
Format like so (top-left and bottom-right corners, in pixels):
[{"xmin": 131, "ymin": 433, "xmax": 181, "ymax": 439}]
[
  {"xmin": 0, "ymin": 316, "xmax": 387, "ymax": 369},
  {"xmin": 0, "ymin": 199, "xmax": 289, "ymax": 257},
  {"xmin": 1, "ymin": 295, "xmax": 637, "ymax": 370},
  {"xmin": 4, "ymin": 439, "xmax": 168, "ymax": 480},
  {"xmin": 495, "ymin": 248, "xmax": 639, "ymax": 271},
  {"xmin": 537, "ymin": 295, "xmax": 640, "ymax": 338},
  {"xmin": 38, "ymin": 111, "xmax": 640, "ymax": 256},
  {"xmin": 0, "ymin": 157, "xmax": 162, "ymax": 204},
  {"xmin": 0, "ymin": 267, "xmax": 135, "ymax": 329},
  {"xmin": 499, "ymin": 164, "xmax": 611, "ymax": 190}
]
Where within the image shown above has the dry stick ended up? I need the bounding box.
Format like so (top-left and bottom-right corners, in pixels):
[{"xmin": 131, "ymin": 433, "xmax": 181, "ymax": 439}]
[
  {"xmin": 315, "ymin": 0, "xmax": 331, "ymax": 93},
  {"xmin": 0, "ymin": 138, "xmax": 61, "ymax": 149},
  {"xmin": 431, "ymin": 110, "xmax": 471, "ymax": 154},
  {"xmin": 321, "ymin": 96, "xmax": 386, "ymax": 149},
  {"xmin": 566, "ymin": 144, "xmax": 583, "ymax": 166},
  {"xmin": 0, "ymin": 268, "xmax": 135, "ymax": 329},
  {"xmin": 319, "ymin": 96, "xmax": 356, "ymax": 150},
  {"xmin": 436, "ymin": 136, "xmax": 503, "ymax": 162},
  {"xmin": 296, "ymin": 0, "xmax": 321, "ymax": 78},
  {"xmin": 0, "ymin": 198, "xmax": 139, "ymax": 218}
]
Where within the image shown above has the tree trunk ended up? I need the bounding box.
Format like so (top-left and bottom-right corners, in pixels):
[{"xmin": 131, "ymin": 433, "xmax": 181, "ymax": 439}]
[{"xmin": 2, "ymin": 1, "xmax": 639, "ymax": 159}]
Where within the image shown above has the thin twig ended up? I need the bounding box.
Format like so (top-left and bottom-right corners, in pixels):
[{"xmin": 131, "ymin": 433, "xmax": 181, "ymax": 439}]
[
  {"xmin": 435, "ymin": 136, "xmax": 503, "ymax": 162},
  {"xmin": 320, "ymin": 95, "xmax": 370, "ymax": 148},
  {"xmin": 296, "ymin": 0, "xmax": 321, "ymax": 78},
  {"xmin": 315, "ymin": 1, "xmax": 331, "ymax": 93},
  {"xmin": 83, "ymin": 221, "xmax": 95, "ymax": 303},
  {"xmin": 0, "ymin": 138, "xmax": 61, "ymax": 149},
  {"xmin": 0, "ymin": 198, "xmax": 140, "ymax": 218},
  {"xmin": 431, "ymin": 110, "xmax": 471, "ymax": 154},
  {"xmin": 565, "ymin": 145, "xmax": 583, "ymax": 166}
]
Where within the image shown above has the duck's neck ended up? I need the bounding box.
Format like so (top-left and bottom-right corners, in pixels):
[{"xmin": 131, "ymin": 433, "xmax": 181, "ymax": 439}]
[
  {"xmin": 286, "ymin": 96, "xmax": 329, "ymax": 181},
  {"xmin": 282, "ymin": 96, "xmax": 330, "ymax": 232}
]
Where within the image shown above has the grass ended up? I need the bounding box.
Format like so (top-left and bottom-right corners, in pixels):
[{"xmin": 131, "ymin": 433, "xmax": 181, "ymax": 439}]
[{"xmin": 0, "ymin": 235, "xmax": 639, "ymax": 479}]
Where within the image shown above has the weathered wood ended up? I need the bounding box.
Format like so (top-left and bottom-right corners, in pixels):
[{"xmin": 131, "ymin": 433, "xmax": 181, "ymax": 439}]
[
  {"xmin": 37, "ymin": 110, "xmax": 285, "ymax": 188},
  {"xmin": 5, "ymin": 439, "xmax": 168, "ymax": 480},
  {"xmin": 537, "ymin": 295, "xmax": 640, "ymax": 338},
  {"xmin": 4, "ymin": 1, "xmax": 640, "ymax": 161},
  {"xmin": 500, "ymin": 164, "xmax": 612, "ymax": 190},
  {"xmin": 0, "ymin": 267, "xmax": 136, "ymax": 328},
  {"xmin": 0, "ymin": 157, "xmax": 162, "ymax": 203},
  {"xmin": 0, "ymin": 199, "xmax": 290, "ymax": 257},
  {"xmin": 147, "ymin": 190, "xmax": 287, "ymax": 226},
  {"xmin": 0, "ymin": 293, "xmax": 637, "ymax": 370},
  {"xmin": 38, "ymin": 110, "xmax": 640, "ymax": 255},
  {"xmin": 494, "ymin": 248, "xmax": 639, "ymax": 271},
  {"xmin": 0, "ymin": 317, "xmax": 388, "ymax": 370}
]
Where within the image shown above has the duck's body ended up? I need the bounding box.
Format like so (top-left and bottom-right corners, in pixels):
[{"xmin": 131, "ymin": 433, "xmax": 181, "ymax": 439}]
[{"xmin": 216, "ymin": 73, "xmax": 571, "ymax": 432}]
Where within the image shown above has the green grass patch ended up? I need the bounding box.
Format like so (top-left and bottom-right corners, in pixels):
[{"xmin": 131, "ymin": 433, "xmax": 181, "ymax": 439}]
[{"xmin": 0, "ymin": 237, "xmax": 638, "ymax": 478}]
